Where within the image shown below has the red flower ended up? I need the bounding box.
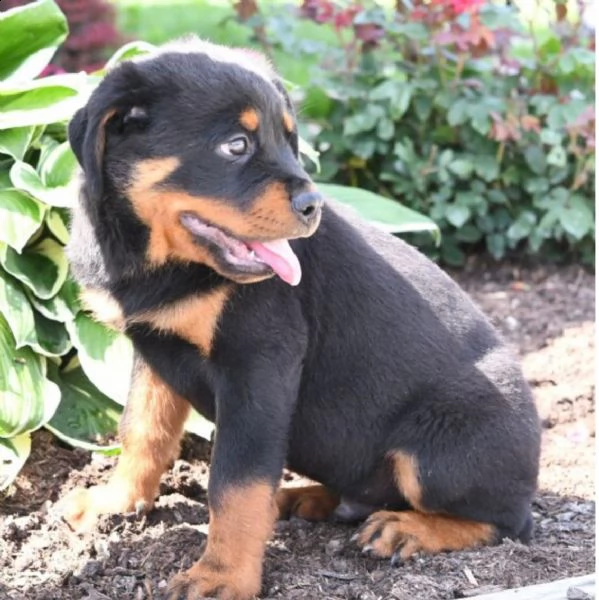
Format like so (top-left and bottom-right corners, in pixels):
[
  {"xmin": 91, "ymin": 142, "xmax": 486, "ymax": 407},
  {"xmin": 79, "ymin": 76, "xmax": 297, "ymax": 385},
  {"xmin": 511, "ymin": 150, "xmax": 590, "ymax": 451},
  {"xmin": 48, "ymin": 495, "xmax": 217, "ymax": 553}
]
[{"xmin": 449, "ymin": 0, "xmax": 484, "ymax": 14}]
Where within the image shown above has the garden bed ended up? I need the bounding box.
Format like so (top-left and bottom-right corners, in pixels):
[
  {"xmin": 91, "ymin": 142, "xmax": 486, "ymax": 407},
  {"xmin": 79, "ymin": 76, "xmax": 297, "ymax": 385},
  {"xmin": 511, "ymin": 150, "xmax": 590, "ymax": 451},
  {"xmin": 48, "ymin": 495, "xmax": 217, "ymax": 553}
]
[{"xmin": 0, "ymin": 260, "xmax": 594, "ymax": 600}]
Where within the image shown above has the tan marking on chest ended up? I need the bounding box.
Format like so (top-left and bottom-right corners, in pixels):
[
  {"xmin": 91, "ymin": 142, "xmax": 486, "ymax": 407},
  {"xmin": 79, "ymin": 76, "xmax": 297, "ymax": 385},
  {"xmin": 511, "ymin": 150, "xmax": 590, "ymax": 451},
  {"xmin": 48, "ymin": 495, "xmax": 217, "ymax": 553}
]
[
  {"xmin": 80, "ymin": 288, "xmax": 125, "ymax": 331},
  {"xmin": 131, "ymin": 286, "xmax": 231, "ymax": 356}
]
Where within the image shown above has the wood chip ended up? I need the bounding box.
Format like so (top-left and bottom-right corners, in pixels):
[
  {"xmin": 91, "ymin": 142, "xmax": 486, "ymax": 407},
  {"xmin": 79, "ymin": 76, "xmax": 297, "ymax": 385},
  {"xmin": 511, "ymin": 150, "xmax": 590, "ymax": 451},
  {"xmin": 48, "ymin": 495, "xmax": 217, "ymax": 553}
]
[
  {"xmin": 316, "ymin": 570, "xmax": 358, "ymax": 581},
  {"xmin": 463, "ymin": 567, "xmax": 478, "ymax": 586}
]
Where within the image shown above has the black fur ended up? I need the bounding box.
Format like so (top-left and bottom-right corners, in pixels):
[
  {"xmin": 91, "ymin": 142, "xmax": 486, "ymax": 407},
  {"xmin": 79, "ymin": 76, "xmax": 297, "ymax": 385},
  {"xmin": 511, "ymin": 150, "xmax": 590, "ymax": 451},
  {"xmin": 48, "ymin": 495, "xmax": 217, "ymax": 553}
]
[{"xmin": 68, "ymin": 41, "xmax": 541, "ymax": 548}]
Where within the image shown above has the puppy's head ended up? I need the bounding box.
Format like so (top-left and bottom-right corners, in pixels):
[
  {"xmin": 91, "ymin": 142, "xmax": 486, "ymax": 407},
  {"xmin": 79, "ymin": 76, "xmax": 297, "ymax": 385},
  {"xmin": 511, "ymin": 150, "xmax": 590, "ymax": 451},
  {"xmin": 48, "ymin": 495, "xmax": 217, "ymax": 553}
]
[{"xmin": 69, "ymin": 39, "xmax": 322, "ymax": 286}]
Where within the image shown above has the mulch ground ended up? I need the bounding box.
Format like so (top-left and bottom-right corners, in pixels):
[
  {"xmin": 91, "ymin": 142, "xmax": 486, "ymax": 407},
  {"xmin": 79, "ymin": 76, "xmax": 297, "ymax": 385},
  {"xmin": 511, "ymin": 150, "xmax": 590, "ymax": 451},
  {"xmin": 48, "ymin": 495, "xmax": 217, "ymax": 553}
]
[{"xmin": 0, "ymin": 259, "xmax": 595, "ymax": 600}]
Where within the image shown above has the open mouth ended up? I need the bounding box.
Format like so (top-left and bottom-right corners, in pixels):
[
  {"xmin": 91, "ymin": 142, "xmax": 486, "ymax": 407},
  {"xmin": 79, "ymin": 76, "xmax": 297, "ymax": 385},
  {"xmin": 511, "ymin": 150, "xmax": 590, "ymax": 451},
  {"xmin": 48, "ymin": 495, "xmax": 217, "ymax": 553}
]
[{"xmin": 180, "ymin": 212, "xmax": 302, "ymax": 286}]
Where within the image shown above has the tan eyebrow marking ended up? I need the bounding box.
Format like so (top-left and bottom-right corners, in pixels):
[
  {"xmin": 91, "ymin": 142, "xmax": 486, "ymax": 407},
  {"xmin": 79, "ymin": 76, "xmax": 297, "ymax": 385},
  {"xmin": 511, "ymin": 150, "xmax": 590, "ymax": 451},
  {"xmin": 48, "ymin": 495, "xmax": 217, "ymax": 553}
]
[{"xmin": 240, "ymin": 108, "xmax": 260, "ymax": 131}]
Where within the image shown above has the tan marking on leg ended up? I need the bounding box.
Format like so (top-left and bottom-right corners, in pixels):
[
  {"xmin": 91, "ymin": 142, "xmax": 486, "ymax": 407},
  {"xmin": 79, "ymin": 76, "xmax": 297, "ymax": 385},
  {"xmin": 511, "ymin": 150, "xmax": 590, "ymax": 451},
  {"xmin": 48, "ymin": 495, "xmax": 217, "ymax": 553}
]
[
  {"xmin": 240, "ymin": 107, "xmax": 260, "ymax": 131},
  {"xmin": 131, "ymin": 286, "xmax": 231, "ymax": 357},
  {"xmin": 167, "ymin": 482, "xmax": 276, "ymax": 600},
  {"xmin": 80, "ymin": 288, "xmax": 125, "ymax": 330},
  {"xmin": 392, "ymin": 450, "xmax": 424, "ymax": 511},
  {"xmin": 60, "ymin": 364, "xmax": 190, "ymax": 532},
  {"xmin": 356, "ymin": 510, "xmax": 495, "ymax": 560},
  {"xmin": 282, "ymin": 110, "xmax": 294, "ymax": 133},
  {"xmin": 276, "ymin": 485, "xmax": 339, "ymax": 521}
]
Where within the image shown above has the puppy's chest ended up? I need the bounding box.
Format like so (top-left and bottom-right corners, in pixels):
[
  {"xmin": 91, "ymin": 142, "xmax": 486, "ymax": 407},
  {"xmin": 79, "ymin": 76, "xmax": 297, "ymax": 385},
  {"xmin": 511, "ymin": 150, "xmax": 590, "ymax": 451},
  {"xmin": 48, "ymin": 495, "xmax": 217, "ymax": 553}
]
[{"xmin": 81, "ymin": 285, "xmax": 231, "ymax": 357}]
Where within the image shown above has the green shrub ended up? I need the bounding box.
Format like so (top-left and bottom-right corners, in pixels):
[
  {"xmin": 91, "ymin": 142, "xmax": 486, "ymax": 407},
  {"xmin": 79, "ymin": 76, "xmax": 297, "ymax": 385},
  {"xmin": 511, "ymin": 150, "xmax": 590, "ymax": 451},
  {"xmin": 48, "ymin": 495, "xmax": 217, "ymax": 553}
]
[
  {"xmin": 277, "ymin": 1, "xmax": 595, "ymax": 265},
  {"xmin": 0, "ymin": 0, "xmax": 438, "ymax": 490}
]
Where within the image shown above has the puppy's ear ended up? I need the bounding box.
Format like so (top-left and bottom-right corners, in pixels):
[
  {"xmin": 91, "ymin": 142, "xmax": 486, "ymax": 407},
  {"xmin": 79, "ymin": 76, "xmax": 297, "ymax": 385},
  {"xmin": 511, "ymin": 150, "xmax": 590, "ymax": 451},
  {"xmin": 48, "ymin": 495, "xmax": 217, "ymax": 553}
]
[
  {"xmin": 68, "ymin": 62, "xmax": 147, "ymax": 202},
  {"xmin": 272, "ymin": 78, "xmax": 299, "ymax": 157},
  {"xmin": 68, "ymin": 103, "xmax": 118, "ymax": 202},
  {"xmin": 68, "ymin": 107, "xmax": 88, "ymax": 166}
]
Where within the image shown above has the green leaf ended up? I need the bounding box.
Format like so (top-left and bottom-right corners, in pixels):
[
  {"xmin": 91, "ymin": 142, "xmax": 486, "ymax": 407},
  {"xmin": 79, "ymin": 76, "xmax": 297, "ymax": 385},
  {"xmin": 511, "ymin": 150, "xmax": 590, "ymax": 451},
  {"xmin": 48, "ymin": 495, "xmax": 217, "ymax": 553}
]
[
  {"xmin": 474, "ymin": 155, "xmax": 499, "ymax": 182},
  {"xmin": 0, "ymin": 74, "xmax": 89, "ymax": 129},
  {"xmin": 524, "ymin": 177, "xmax": 550, "ymax": 195},
  {"xmin": 102, "ymin": 40, "xmax": 156, "ymax": 72},
  {"xmin": 353, "ymin": 139, "xmax": 376, "ymax": 160},
  {"xmin": 389, "ymin": 85, "xmax": 412, "ymax": 120},
  {"xmin": 0, "ymin": 315, "xmax": 61, "ymax": 438},
  {"xmin": 10, "ymin": 159, "xmax": 76, "ymax": 208},
  {"xmin": 0, "ymin": 238, "xmax": 68, "ymax": 300},
  {"xmin": 377, "ymin": 118, "xmax": 395, "ymax": 141},
  {"xmin": 344, "ymin": 112, "xmax": 378, "ymax": 136},
  {"xmin": 547, "ymin": 145, "xmax": 567, "ymax": 168},
  {"xmin": 445, "ymin": 204, "xmax": 471, "ymax": 228},
  {"xmin": 46, "ymin": 208, "xmax": 70, "ymax": 244},
  {"xmin": 455, "ymin": 224, "xmax": 483, "ymax": 243},
  {"xmin": 487, "ymin": 189, "xmax": 508, "ymax": 205},
  {"xmin": 0, "ymin": 0, "xmax": 68, "ymax": 83},
  {"xmin": 0, "ymin": 270, "xmax": 36, "ymax": 350},
  {"xmin": 559, "ymin": 195, "xmax": 594, "ymax": 240},
  {"xmin": 47, "ymin": 363, "xmax": 121, "ymax": 452},
  {"xmin": 486, "ymin": 233, "xmax": 506, "ymax": 259},
  {"xmin": 28, "ymin": 279, "xmax": 80, "ymax": 323},
  {"xmin": 0, "ymin": 433, "xmax": 31, "ymax": 490},
  {"xmin": 441, "ymin": 240, "xmax": 465, "ymax": 266},
  {"xmin": 0, "ymin": 189, "xmax": 45, "ymax": 252},
  {"xmin": 413, "ymin": 96, "xmax": 433, "ymax": 121},
  {"xmin": 448, "ymin": 159, "xmax": 473, "ymax": 178},
  {"xmin": 318, "ymin": 183, "xmax": 440, "ymax": 243},
  {"xmin": 66, "ymin": 312, "xmax": 134, "ymax": 405},
  {"xmin": 540, "ymin": 128, "xmax": 562, "ymax": 146},
  {"xmin": 447, "ymin": 99, "xmax": 470, "ymax": 126},
  {"xmin": 299, "ymin": 136, "xmax": 320, "ymax": 172},
  {"xmin": 40, "ymin": 142, "xmax": 78, "ymax": 188},
  {"xmin": 29, "ymin": 311, "xmax": 71, "ymax": 358},
  {"xmin": 524, "ymin": 145, "xmax": 547, "ymax": 175},
  {"xmin": 507, "ymin": 211, "xmax": 537, "ymax": 242},
  {"xmin": 369, "ymin": 80, "xmax": 400, "ymax": 101},
  {"xmin": 0, "ymin": 127, "xmax": 36, "ymax": 160}
]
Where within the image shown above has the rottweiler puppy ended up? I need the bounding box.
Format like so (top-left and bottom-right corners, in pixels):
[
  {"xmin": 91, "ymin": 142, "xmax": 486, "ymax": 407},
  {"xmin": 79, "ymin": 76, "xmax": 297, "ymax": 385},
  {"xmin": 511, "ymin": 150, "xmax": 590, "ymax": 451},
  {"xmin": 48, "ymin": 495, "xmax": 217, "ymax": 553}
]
[{"xmin": 60, "ymin": 37, "xmax": 541, "ymax": 600}]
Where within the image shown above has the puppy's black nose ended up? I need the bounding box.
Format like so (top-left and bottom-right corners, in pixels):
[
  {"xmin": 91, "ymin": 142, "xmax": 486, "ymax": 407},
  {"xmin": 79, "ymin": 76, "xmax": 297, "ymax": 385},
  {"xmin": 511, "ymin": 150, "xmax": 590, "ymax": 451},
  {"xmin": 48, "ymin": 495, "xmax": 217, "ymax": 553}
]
[{"xmin": 292, "ymin": 190, "xmax": 323, "ymax": 222}]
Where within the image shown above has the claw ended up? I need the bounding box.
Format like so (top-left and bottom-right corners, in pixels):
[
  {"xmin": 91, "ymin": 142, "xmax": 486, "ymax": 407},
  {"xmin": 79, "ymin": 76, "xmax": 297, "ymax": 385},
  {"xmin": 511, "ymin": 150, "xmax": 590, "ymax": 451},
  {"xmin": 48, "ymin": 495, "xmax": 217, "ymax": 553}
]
[
  {"xmin": 135, "ymin": 500, "xmax": 146, "ymax": 517},
  {"xmin": 390, "ymin": 552, "xmax": 402, "ymax": 567},
  {"xmin": 362, "ymin": 544, "xmax": 373, "ymax": 555}
]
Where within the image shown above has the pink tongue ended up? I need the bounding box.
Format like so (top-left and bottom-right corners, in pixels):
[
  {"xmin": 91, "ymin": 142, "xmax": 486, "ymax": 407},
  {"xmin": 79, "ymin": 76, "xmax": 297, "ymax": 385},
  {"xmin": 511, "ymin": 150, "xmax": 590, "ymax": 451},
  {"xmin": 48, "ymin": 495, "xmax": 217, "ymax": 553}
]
[{"xmin": 247, "ymin": 239, "xmax": 302, "ymax": 286}]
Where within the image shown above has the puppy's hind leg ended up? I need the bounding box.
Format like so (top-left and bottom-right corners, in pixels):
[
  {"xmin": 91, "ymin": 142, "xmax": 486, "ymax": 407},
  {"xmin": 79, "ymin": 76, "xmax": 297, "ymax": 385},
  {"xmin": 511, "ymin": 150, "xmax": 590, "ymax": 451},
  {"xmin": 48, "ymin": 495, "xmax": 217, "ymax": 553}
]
[
  {"xmin": 353, "ymin": 449, "xmax": 534, "ymax": 563},
  {"xmin": 276, "ymin": 484, "xmax": 340, "ymax": 521},
  {"xmin": 59, "ymin": 358, "xmax": 191, "ymax": 531}
]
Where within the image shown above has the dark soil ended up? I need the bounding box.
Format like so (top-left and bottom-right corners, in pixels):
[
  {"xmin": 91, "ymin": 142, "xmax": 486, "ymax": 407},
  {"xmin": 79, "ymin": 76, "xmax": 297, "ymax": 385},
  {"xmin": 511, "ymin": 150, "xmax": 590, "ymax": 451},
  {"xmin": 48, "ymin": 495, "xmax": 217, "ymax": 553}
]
[{"xmin": 1, "ymin": 261, "xmax": 595, "ymax": 600}]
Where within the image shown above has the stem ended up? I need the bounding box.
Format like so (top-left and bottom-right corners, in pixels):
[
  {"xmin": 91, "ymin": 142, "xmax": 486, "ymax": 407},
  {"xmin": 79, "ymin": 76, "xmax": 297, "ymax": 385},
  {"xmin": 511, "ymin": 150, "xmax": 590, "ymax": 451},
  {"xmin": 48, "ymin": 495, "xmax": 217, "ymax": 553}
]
[{"xmin": 496, "ymin": 141, "xmax": 506, "ymax": 165}]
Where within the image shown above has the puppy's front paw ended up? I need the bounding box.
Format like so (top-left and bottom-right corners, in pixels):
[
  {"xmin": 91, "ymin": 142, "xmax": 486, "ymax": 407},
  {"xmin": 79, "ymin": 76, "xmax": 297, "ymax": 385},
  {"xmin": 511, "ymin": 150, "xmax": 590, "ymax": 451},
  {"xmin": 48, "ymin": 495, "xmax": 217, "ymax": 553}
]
[
  {"xmin": 167, "ymin": 558, "xmax": 260, "ymax": 600},
  {"xmin": 58, "ymin": 483, "xmax": 153, "ymax": 533}
]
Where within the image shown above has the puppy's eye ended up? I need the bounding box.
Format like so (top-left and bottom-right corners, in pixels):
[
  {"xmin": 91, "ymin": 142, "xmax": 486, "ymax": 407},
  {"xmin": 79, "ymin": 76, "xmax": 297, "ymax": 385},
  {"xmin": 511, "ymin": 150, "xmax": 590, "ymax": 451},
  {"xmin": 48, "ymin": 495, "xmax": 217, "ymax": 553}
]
[{"xmin": 219, "ymin": 136, "xmax": 251, "ymax": 158}]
